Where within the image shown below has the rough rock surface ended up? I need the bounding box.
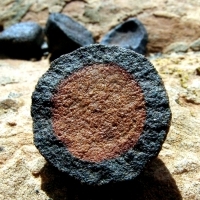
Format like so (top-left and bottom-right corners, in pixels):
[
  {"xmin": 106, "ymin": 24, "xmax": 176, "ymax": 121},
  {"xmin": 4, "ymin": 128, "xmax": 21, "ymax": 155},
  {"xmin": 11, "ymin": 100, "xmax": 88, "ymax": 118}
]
[
  {"xmin": 100, "ymin": 18, "xmax": 148, "ymax": 55},
  {"xmin": 0, "ymin": 21, "xmax": 44, "ymax": 59},
  {"xmin": 45, "ymin": 13, "xmax": 94, "ymax": 61},
  {"xmin": 31, "ymin": 45, "xmax": 171, "ymax": 185},
  {"xmin": 0, "ymin": 51, "xmax": 200, "ymax": 199}
]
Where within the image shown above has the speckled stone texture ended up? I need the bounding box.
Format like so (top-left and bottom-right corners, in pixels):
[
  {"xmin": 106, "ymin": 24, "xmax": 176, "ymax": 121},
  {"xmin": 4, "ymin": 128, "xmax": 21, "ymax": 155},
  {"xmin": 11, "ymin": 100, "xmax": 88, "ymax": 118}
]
[
  {"xmin": 51, "ymin": 64, "xmax": 146, "ymax": 163},
  {"xmin": 100, "ymin": 18, "xmax": 148, "ymax": 55},
  {"xmin": 0, "ymin": 22, "xmax": 44, "ymax": 59},
  {"xmin": 31, "ymin": 44, "xmax": 171, "ymax": 185},
  {"xmin": 45, "ymin": 13, "xmax": 94, "ymax": 61}
]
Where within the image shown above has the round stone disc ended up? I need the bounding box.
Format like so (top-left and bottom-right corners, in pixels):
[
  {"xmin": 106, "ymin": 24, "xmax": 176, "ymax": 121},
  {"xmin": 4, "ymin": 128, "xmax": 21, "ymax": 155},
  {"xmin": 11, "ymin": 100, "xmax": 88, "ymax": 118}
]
[{"xmin": 31, "ymin": 44, "xmax": 171, "ymax": 185}]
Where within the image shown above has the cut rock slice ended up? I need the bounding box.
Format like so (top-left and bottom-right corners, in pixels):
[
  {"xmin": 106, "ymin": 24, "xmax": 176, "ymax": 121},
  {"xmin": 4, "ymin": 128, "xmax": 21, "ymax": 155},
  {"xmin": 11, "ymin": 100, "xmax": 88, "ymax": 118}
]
[
  {"xmin": 31, "ymin": 44, "xmax": 171, "ymax": 185},
  {"xmin": 100, "ymin": 18, "xmax": 148, "ymax": 55}
]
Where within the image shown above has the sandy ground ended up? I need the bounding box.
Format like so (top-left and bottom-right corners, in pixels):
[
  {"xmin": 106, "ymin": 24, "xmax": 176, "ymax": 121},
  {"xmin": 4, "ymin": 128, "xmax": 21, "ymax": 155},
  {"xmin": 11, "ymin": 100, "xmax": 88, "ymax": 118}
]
[{"xmin": 0, "ymin": 52, "xmax": 200, "ymax": 199}]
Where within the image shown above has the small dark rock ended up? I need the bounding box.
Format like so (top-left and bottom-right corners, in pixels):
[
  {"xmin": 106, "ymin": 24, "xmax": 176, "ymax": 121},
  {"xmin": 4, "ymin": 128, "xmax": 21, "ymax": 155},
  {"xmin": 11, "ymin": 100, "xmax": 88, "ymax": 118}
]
[
  {"xmin": 0, "ymin": 22, "xmax": 44, "ymax": 60},
  {"xmin": 196, "ymin": 67, "xmax": 200, "ymax": 76},
  {"xmin": 45, "ymin": 13, "xmax": 94, "ymax": 61},
  {"xmin": 31, "ymin": 44, "xmax": 171, "ymax": 186},
  {"xmin": 35, "ymin": 189, "xmax": 39, "ymax": 194},
  {"xmin": 100, "ymin": 18, "xmax": 148, "ymax": 55},
  {"xmin": 7, "ymin": 121, "xmax": 17, "ymax": 126}
]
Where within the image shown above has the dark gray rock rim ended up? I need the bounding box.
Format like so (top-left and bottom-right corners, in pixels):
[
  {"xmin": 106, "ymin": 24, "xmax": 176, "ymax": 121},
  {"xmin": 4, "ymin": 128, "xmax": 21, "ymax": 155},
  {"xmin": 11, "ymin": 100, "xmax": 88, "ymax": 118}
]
[{"xmin": 31, "ymin": 44, "xmax": 171, "ymax": 185}]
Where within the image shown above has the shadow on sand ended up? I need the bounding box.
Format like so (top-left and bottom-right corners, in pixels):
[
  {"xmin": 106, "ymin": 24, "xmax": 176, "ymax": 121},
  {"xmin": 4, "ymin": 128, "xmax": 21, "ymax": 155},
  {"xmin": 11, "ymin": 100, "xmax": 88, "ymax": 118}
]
[{"xmin": 39, "ymin": 158, "xmax": 182, "ymax": 200}]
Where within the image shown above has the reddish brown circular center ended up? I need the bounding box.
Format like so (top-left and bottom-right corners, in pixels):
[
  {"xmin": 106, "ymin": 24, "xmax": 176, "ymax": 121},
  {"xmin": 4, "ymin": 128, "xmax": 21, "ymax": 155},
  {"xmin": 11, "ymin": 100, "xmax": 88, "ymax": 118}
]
[{"xmin": 51, "ymin": 64, "xmax": 146, "ymax": 162}]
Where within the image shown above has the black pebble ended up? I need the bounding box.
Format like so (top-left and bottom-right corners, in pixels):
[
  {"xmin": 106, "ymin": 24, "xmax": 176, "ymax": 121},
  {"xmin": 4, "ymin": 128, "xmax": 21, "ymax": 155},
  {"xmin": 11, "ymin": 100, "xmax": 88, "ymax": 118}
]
[
  {"xmin": 45, "ymin": 13, "xmax": 94, "ymax": 61},
  {"xmin": 100, "ymin": 18, "xmax": 148, "ymax": 55},
  {"xmin": 0, "ymin": 21, "xmax": 44, "ymax": 60}
]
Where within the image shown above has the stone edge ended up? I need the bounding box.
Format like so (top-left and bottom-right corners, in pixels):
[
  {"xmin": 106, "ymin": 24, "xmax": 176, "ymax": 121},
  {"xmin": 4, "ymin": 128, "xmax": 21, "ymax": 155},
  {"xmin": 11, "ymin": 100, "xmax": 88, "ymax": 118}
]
[{"xmin": 31, "ymin": 44, "xmax": 171, "ymax": 185}]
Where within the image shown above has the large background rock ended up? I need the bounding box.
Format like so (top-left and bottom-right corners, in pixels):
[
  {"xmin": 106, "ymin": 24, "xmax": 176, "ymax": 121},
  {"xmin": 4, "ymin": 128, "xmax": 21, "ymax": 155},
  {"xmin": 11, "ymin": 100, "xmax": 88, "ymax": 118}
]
[
  {"xmin": 0, "ymin": 0, "xmax": 200, "ymax": 199},
  {"xmin": 1, "ymin": 0, "xmax": 200, "ymax": 53}
]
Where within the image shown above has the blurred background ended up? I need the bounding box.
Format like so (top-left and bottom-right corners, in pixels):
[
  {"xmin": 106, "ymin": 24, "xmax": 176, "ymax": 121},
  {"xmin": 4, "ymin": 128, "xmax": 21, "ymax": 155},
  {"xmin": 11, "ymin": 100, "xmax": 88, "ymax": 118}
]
[{"xmin": 1, "ymin": 0, "xmax": 200, "ymax": 54}]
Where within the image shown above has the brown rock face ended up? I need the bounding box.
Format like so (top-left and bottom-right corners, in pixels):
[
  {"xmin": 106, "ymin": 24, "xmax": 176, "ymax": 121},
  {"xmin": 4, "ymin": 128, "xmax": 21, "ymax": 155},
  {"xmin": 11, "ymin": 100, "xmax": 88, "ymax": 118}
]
[{"xmin": 52, "ymin": 64, "xmax": 146, "ymax": 162}]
